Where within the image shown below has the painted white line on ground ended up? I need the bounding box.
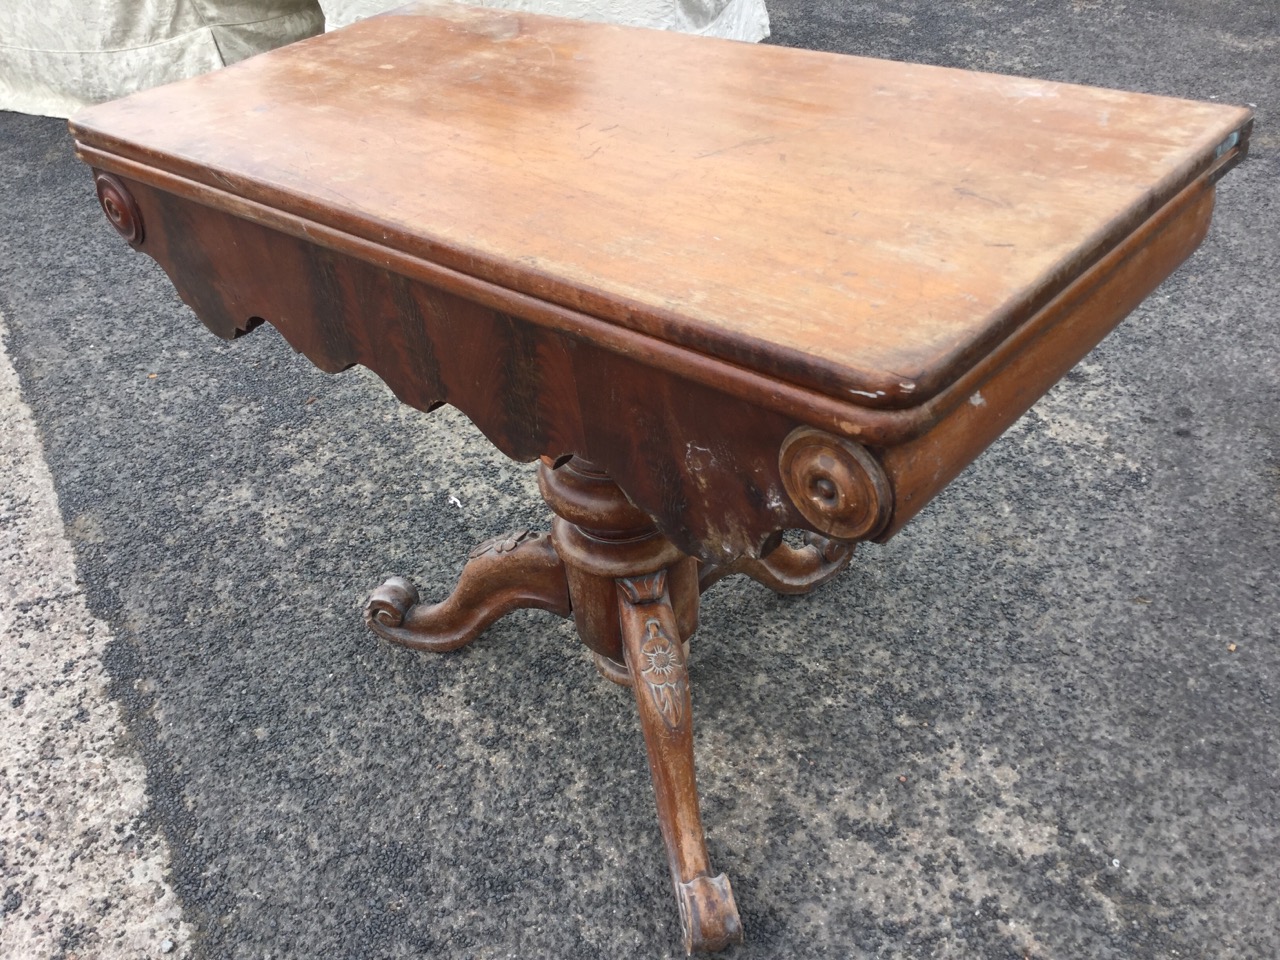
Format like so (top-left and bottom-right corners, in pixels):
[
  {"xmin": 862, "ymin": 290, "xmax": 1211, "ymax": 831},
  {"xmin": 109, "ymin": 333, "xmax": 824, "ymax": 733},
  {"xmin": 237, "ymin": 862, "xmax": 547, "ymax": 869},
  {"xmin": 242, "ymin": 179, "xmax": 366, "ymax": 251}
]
[{"xmin": 0, "ymin": 310, "xmax": 191, "ymax": 959}]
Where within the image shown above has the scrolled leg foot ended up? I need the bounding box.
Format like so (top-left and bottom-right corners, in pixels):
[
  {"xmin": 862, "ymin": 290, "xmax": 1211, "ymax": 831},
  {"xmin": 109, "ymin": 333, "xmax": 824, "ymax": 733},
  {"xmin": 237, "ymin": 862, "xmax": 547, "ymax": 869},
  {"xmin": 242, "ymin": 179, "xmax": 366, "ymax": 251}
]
[
  {"xmin": 366, "ymin": 575, "xmax": 420, "ymax": 627},
  {"xmin": 364, "ymin": 530, "xmax": 571, "ymax": 652},
  {"xmin": 699, "ymin": 531, "xmax": 855, "ymax": 595},
  {"xmin": 677, "ymin": 873, "xmax": 743, "ymax": 954}
]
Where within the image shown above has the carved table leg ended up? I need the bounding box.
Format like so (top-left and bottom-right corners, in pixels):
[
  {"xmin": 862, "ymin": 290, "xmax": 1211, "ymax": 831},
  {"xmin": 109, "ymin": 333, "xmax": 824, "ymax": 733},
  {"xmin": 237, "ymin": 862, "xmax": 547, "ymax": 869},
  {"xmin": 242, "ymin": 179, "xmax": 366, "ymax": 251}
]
[
  {"xmin": 618, "ymin": 570, "xmax": 742, "ymax": 954},
  {"xmin": 364, "ymin": 530, "xmax": 570, "ymax": 651}
]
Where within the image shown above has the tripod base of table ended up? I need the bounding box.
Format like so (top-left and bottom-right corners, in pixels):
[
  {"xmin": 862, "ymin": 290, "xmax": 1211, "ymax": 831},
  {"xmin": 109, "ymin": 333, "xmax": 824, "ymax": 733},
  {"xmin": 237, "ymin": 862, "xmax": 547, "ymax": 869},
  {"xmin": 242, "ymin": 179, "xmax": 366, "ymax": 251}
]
[{"xmin": 363, "ymin": 456, "xmax": 853, "ymax": 953}]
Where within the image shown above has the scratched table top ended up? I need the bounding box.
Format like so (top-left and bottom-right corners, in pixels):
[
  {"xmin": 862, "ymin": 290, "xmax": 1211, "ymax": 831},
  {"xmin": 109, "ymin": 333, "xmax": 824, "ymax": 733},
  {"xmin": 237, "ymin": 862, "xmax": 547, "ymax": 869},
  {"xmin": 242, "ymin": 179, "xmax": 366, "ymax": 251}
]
[{"xmin": 69, "ymin": 0, "xmax": 1251, "ymax": 408}]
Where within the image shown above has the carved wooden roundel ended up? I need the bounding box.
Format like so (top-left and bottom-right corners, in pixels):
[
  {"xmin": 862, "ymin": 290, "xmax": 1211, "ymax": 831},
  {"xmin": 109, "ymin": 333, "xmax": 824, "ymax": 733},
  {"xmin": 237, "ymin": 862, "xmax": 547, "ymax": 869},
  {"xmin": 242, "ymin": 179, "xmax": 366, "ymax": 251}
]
[
  {"xmin": 778, "ymin": 427, "xmax": 892, "ymax": 541},
  {"xmin": 94, "ymin": 172, "xmax": 144, "ymax": 247}
]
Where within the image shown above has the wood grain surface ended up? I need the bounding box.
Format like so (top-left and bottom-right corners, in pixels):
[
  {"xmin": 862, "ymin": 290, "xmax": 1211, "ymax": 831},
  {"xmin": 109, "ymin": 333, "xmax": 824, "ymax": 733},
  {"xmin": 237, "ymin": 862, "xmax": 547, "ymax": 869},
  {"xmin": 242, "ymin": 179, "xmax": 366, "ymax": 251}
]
[{"xmin": 68, "ymin": 0, "xmax": 1251, "ymax": 407}]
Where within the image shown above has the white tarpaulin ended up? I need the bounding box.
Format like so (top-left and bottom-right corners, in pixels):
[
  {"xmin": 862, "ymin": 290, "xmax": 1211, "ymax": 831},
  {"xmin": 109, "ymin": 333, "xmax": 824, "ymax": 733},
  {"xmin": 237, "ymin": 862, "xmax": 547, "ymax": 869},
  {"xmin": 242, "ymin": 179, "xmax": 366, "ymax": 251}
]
[
  {"xmin": 322, "ymin": 0, "xmax": 770, "ymax": 38},
  {"xmin": 1, "ymin": 0, "xmax": 768, "ymax": 118},
  {"xmin": 0, "ymin": 1, "xmax": 326, "ymax": 118}
]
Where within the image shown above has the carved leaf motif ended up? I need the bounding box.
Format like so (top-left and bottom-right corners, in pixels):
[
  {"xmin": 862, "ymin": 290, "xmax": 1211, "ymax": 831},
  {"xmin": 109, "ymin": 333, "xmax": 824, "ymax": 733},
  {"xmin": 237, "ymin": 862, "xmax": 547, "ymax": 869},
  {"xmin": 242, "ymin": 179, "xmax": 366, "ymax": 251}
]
[
  {"xmin": 639, "ymin": 618, "xmax": 686, "ymax": 729},
  {"xmin": 618, "ymin": 570, "xmax": 667, "ymax": 605},
  {"xmin": 468, "ymin": 529, "xmax": 539, "ymax": 559}
]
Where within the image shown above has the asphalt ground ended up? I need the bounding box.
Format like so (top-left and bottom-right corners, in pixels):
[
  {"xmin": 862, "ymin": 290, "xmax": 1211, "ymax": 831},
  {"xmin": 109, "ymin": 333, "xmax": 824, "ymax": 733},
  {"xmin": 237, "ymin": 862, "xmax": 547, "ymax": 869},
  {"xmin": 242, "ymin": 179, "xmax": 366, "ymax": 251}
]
[{"xmin": 1, "ymin": 2, "xmax": 1277, "ymax": 957}]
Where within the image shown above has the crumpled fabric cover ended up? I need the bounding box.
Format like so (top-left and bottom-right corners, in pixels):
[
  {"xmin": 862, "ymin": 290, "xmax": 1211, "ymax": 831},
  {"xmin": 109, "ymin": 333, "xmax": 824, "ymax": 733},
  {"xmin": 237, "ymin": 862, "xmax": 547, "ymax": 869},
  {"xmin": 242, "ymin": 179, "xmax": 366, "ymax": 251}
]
[
  {"xmin": 1, "ymin": 0, "xmax": 768, "ymax": 119},
  {"xmin": 0, "ymin": 1, "xmax": 325, "ymax": 118},
  {"xmin": 321, "ymin": 0, "xmax": 770, "ymax": 40}
]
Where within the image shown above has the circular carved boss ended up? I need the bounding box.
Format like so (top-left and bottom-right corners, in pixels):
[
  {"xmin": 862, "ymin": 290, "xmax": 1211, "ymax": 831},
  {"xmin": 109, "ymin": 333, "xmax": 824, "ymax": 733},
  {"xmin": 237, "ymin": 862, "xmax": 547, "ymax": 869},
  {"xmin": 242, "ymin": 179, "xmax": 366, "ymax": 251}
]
[
  {"xmin": 779, "ymin": 427, "xmax": 892, "ymax": 541},
  {"xmin": 94, "ymin": 172, "xmax": 144, "ymax": 247}
]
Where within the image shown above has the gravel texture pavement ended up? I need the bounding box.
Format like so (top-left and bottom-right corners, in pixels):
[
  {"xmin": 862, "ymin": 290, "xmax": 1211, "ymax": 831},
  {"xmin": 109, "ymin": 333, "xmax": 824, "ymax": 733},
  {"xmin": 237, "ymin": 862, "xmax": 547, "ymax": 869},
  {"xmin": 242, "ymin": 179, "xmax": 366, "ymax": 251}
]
[
  {"xmin": 1, "ymin": 308, "xmax": 191, "ymax": 959},
  {"xmin": 1, "ymin": 2, "xmax": 1276, "ymax": 957}
]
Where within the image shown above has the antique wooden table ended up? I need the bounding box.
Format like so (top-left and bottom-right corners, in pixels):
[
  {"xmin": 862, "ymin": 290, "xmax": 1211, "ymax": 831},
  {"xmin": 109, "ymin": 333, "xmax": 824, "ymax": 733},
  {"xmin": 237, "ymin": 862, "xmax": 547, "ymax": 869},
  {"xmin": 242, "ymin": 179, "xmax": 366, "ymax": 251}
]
[{"xmin": 70, "ymin": 2, "xmax": 1251, "ymax": 952}]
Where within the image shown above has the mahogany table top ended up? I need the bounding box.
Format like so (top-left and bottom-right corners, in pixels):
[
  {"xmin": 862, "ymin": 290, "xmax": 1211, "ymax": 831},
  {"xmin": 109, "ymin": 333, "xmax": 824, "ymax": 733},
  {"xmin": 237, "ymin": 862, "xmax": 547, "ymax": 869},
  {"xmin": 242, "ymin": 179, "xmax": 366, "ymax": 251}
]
[{"xmin": 69, "ymin": 0, "xmax": 1251, "ymax": 410}]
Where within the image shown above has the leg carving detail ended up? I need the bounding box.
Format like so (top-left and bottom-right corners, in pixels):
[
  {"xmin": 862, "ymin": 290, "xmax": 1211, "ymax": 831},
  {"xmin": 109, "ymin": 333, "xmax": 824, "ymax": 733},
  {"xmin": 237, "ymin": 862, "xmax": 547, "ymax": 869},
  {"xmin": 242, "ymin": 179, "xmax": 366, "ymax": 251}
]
[
  {"xmin": 618, "ymin": 571, "xmax": 742, "ymax": 954},
  {"xmin": 699, "ymin": 532, "xmax": 855, "ymax": 596},
  {"xmin": 364, "ymin": 530, "xmax": 571, "ymax": 651}
]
